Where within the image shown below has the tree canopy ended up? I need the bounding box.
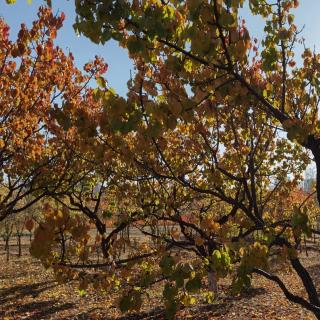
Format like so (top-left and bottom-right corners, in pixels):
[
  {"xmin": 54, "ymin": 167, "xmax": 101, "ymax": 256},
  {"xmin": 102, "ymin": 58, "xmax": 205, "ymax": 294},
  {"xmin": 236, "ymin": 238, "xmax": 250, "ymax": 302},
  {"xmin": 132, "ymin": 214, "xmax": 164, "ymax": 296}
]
[{"xmin": 4, "ymin": 1, "xmax": 320, "ymax": 319}]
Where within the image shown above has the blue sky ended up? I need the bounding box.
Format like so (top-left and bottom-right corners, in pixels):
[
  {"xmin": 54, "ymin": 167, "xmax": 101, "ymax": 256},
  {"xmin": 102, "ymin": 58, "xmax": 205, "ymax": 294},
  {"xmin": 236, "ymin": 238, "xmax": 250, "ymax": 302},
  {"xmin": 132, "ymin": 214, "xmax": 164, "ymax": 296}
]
[
  {"xmin": 1, "ymin": 1, "xmax": 320, "ymax": 96},
  {"xmin": 0, "ymin": 0, "xmax": 133, "ymax": 96}
]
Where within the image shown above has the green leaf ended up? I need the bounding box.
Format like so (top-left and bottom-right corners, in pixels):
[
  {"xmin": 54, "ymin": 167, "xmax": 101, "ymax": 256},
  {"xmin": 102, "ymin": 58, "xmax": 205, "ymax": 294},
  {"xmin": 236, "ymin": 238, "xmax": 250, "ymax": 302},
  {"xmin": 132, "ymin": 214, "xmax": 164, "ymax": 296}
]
[
  {"xmin": 291, "ymin": 207, "xmax": 312, "ymax": 237},
  {"xmin": 160, "ymin": 255, "xmax": 175, "ymax": 276},
  {"xmin": 96, "ymin": 76, "xmax": 107, "ymax": 89},
  {"xmin": 163, "ymin": 6, "xmax": 175, "ymax": 20},
  {"xmin": 102, "ymin": 210, "xmax": 113, "ymax": 219},
  {"xmin": 78, "ymin": 289, "xmax": 87, "ymax": 297},
  {"xmin": 173, "ymin": 272, "xmax": 184, "ymax": 288},
  {"xmin": 127, "ymin": 38, "xmax": 145, "ymax": 54},
  {"xmin": 119, "ymin": 291, "xmax": 142, "ymax": 312},
  {"xmin": 139, "ymin": 272, "xmax": 154, "ymax": 287},
  {"xmin": 185, "ymin": 275, "xmax": 202, "ymax": 293},
  {"xmin": 119, "ymin": 295, "xmax": 131, "ymax": 312},
  {"xmin": 163, "ymin": 283, "xmax": 178, "ymax": 300},
  {"xmin": 165, "ymin": 300, "xmax": 178, "ymax": 320},
  {"xmin": 184, "ymin": 60, "xmax": 193, "ymax": 73},
  {"xmin": 220, "ymin": 10, "xmax": 235, "ymax": 26}
]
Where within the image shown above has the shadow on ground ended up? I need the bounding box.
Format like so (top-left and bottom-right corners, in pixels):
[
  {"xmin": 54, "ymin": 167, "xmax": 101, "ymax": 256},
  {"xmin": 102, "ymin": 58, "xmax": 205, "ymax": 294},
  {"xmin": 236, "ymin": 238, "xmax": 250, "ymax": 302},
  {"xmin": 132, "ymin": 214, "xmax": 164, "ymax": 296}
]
[
  {"xmin": 59, "ymin": 287, "xmax": 267, "ymax": 320},
  {"xmin": 0, "ymin": 280, "xmax": 57, "ymax": 304},
  {"xmin": 306, "ymin": 263, "xmax": 320, "ymax": 295},
  {"xmin": 4, "ymin": 300, "xmax": 75, "ymax": 319}
]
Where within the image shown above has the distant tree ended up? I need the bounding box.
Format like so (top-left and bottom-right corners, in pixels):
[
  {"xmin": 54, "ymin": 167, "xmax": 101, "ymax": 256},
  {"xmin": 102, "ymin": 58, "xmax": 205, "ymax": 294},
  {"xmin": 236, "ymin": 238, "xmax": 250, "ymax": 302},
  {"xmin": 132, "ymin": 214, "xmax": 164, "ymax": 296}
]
[{"xmin": 0, "ymin": 215, "xmax": 14, "ymax": 261}]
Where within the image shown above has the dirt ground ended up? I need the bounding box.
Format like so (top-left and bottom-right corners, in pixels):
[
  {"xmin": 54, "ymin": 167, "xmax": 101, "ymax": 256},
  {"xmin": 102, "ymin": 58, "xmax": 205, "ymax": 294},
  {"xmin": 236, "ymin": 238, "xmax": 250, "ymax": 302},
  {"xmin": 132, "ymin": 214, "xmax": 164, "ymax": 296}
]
[{"xmin": 0, "ymin": 240, "xmax": 319, "ymax": 320}]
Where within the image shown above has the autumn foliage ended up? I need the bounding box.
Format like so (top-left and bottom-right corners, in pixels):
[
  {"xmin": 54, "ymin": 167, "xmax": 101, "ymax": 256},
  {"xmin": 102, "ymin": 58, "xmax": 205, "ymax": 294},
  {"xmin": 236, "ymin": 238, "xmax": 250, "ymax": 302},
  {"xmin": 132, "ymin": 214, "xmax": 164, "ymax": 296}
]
[
  {"xmin": 0, "ymin": 7, "xmax": 107, "ymax": 222},
  {"xmin": 3, "ymin": 1, "xmax": 320, "ymax": 319}
]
